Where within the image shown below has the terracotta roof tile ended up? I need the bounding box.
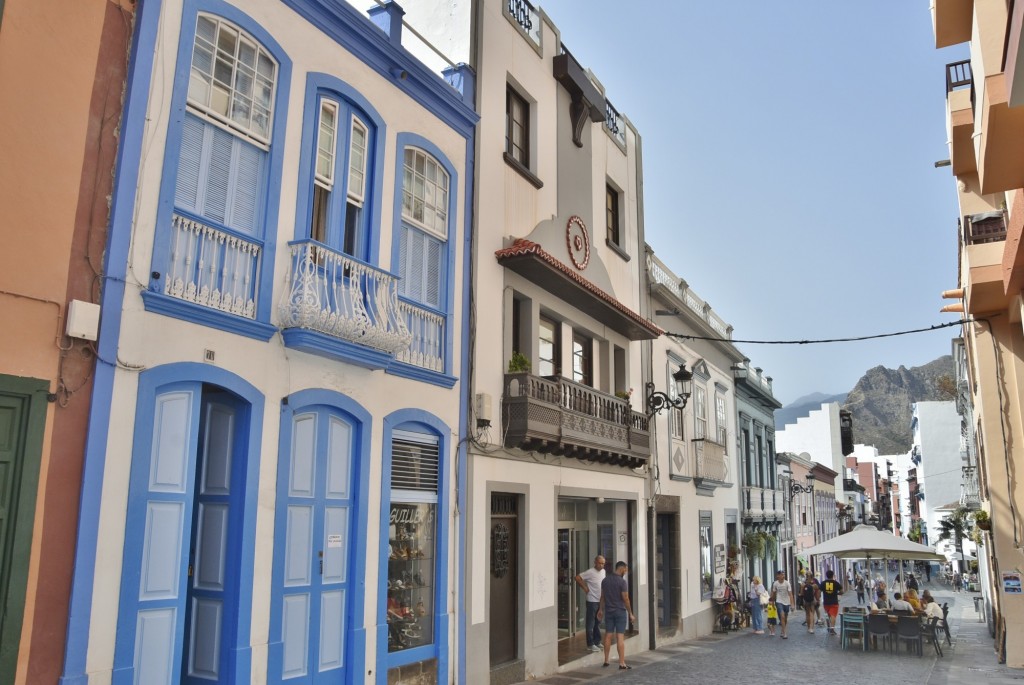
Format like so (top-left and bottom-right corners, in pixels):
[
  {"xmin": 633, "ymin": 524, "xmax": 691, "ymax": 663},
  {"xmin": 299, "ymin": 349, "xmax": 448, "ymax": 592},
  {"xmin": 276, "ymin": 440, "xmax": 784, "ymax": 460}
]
[{"xmin": 495, "ymin": 239, "xmax": 664, "ymax": 337}]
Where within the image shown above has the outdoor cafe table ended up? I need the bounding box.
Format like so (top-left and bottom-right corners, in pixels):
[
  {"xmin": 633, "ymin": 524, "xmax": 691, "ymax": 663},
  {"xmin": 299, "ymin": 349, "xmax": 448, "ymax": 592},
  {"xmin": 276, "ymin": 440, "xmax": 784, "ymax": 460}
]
[{"xmin": 841, "ymin": 610, "xmax": 925, "ymax": 651}]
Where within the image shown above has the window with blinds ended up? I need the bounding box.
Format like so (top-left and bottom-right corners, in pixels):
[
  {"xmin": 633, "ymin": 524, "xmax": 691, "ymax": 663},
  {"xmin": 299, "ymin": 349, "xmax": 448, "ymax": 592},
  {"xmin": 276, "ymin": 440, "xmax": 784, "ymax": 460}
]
[{"xmin": 391, "ymin": 433, "xmax": 439, "ymax": 493}]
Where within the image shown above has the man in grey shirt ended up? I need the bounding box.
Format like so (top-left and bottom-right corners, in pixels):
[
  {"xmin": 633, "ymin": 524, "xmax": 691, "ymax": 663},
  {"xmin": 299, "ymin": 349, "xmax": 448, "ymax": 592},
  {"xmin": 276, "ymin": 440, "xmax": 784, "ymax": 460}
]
[{"xmin": 597, "ymin": 561, "xmax": 636, "ymax": 669}]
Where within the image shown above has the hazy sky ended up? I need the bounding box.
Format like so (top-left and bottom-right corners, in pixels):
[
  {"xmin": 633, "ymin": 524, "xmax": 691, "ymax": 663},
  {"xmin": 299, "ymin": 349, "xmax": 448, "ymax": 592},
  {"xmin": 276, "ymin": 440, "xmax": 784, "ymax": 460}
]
[{"xmin": 538, "ymin": 2, "xmax": 970, "ymax": 404}]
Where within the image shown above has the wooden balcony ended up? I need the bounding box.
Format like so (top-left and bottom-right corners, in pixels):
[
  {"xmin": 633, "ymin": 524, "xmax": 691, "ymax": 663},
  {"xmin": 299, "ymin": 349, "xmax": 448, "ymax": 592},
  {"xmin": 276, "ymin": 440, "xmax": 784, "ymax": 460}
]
[
  {"xmin": 692, "ymin": 438, "xmax": 731, "ymax": 493},
  {"xmin": 962, "ymin": 212, "xmax": 1009, "ymax": 313},
  {"xmin": 946, "ymin": 61, "xmax": 976, "ymax": 175},
  {"xmin": 502, "ymin": 373, "xmax": 650, "ymax": 467}
]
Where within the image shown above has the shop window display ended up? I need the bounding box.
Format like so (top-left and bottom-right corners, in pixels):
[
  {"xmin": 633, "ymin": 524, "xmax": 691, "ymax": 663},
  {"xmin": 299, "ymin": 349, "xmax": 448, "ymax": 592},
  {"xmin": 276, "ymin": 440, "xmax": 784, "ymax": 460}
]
[{"xmin": 387, "ymin": 501, "xmax": 435, "ymax": 651}]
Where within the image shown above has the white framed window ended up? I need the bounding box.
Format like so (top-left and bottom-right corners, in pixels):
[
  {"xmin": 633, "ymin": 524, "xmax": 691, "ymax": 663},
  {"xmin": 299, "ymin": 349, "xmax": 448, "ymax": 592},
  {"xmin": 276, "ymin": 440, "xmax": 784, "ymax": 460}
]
[
  {"xmin": 671, "ymin": 405, "xmax": 684, "ymax": 441},
  {"xmin": 694, "ymin": 385, "xmax": 707, "ymax": 440},
  {"xmin": 398, "ymin": 148, "xmax": 449, "ymax": 310},
  {"xmin": 348, "ymin": 118, "xmax": 368, "ymax": 205},
  {"xmin": 315, "ymin": 101, "xmax": 338, "ymax": 187},
  {"xmin": 715, "ymin": 392, "xmax": 727, "ymax": 445},
  {"xmin": 308, "ymin": 97, "xmax": 370, "ymax": 256},
  {"xmin": 402, "ymin": 147, "xmax": 448, "ymax": 239},
  {"xmin": 187, "ymin": 14, "xmax": 277, "ymax": 144}
]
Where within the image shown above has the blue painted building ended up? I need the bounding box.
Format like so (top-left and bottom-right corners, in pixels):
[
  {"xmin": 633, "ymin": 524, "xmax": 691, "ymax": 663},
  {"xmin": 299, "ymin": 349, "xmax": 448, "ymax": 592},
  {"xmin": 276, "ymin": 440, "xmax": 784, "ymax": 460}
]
[{"xmin": 60, "ymin": 1, "xmax": 475, "ymax": 683}]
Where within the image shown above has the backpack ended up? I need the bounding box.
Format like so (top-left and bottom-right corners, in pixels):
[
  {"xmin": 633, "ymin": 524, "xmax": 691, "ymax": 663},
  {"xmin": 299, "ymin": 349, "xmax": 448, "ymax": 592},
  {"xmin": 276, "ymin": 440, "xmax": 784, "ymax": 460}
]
[{"xmin": 801, "ymin": 581, "xmax": 816, "ymax": 604}]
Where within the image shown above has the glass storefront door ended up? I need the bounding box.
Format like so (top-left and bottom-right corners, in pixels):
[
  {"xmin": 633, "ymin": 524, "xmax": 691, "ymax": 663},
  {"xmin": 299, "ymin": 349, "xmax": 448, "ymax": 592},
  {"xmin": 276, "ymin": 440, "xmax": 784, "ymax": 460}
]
[{"xmin": 556, "ymin": 527, "xmax": 589, "ymax": 638}]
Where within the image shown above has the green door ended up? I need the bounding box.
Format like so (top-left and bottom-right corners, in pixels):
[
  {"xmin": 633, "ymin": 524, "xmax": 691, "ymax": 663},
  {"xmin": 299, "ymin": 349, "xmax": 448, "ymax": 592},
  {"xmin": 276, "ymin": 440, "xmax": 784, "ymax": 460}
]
[{"xmin": 0, "ymin": 377, "xmax": 47, "ymax": 684}]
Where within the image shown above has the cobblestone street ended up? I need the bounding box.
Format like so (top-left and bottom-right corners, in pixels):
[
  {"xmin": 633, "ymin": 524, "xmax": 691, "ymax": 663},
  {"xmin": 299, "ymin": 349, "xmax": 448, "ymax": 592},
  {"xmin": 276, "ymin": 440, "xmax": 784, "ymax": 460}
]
[{"xmin": 520, "ymin": 583, "xmax": 1024, "ymax": 685}]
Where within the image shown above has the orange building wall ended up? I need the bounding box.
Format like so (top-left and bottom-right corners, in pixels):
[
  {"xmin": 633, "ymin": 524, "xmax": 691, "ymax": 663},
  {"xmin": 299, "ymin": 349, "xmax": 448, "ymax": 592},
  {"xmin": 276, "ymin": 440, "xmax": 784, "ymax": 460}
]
[{"xmin": 0, "ymin": 1, "xmax": 132, "ymax": 682}]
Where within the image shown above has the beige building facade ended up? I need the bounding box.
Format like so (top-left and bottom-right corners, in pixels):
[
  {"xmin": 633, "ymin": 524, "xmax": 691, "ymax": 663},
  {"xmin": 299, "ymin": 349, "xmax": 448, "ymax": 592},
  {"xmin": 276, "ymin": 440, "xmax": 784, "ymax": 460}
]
[{"xmin": 932, "ymin": 0, "xmax": 1024, "ymax": 666}]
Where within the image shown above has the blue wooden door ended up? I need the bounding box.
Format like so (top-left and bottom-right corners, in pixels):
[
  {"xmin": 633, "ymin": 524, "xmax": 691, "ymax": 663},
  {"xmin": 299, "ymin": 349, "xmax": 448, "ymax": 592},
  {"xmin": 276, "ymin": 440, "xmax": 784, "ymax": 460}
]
[
  {"xmin": 276, "ymin": 409, "xmax": 354, "ymax": 682},
  {"xmin": 182, "ymin": 395, "xmax": 243, "ymax": 682},
  {"xmin": 117, "ymin": 384, "xmax": 246, "ymax": 685}
]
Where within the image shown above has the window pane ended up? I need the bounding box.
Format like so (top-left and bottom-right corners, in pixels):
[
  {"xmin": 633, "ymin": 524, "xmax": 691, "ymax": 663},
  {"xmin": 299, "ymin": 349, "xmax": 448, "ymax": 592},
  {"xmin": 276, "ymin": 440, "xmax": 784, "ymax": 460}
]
[
  {"xmin": 188, "ymin": 15, "xmax": 277, "ymax": 144},
  {"xmin": 401, "ymin": 148, "xmax": 449, "ymax": 239},
  {"xmin": 387, "ymin": 501, "xmax": 436, "ymax": 652}
]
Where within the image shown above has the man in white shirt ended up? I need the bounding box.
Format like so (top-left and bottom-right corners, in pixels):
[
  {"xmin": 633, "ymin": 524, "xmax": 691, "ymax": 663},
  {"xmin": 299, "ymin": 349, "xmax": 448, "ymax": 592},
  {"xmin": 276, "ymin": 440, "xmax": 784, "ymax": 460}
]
[
  {"xmin": 770, "ymin": 569, "xmax": 794, "ymax": 639},
  {"xmin": 575, "ymin": 556, "xmax": 606, "ymax": 651}
]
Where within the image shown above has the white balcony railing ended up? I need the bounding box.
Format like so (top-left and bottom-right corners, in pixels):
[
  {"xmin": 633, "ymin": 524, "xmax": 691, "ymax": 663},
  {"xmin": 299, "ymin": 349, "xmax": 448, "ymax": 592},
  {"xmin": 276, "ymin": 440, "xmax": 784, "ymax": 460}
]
[
  {"xmin": 165, "ymin": 213, "xmax": 260, "ymax": 318},
  {"xmin": 692, "ymin": 438, "xmax": 729, "ymax": 483},
  {"xmin": 279, "ymin": 240, "xmax": 411, "ymax": 354},
  {"xmin": 396, "ymin": 300, "xmax": 445, "ymax": 372}
]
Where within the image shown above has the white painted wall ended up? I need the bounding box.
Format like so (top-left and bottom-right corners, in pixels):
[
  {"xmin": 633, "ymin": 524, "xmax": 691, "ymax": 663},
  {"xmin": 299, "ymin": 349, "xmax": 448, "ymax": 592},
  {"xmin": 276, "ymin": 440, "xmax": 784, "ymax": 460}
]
[
  {"xmin": 85, "ymin": 1, "xmax": 470, "ymax": 680},
  {"xmin": 775, "ymin": 403, "xmax": 846, "ymax": 504}
]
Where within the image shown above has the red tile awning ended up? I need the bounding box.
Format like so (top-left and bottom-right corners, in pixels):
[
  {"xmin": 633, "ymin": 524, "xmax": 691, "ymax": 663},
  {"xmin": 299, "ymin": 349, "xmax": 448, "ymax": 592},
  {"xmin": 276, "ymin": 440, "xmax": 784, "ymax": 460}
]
[{"xmin": 496, "ymin": 239, "xmax": 663, "ymax": 340}]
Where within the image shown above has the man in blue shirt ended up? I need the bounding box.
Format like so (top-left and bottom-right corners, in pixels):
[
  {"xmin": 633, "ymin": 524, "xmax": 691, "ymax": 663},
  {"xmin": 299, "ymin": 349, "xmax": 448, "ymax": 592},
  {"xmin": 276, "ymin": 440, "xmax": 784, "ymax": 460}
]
[{"xmin": 597, "ymin": 561, "xmax": 636, "ymax": 669}]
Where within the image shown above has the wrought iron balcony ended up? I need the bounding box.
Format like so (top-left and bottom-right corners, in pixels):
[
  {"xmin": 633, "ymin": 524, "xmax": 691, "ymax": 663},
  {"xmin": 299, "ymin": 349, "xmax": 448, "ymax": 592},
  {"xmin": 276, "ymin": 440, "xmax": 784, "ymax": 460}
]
[
  {"xmin": 279, "ymin": 240, "xmax": 413, "ymax": 367},
  {"xmin": 502, "ymin": 373, "xmax": 650, "ymax": 467},
  {"xmin": 164, "ymin": 212, "xmax": 261, "ymax": 318}
]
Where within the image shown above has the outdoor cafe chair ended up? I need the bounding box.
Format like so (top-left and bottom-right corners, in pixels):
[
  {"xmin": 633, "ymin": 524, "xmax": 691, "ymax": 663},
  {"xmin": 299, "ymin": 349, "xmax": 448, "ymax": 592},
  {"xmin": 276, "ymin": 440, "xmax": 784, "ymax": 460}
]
[
  {"xmin": 921, "ymin": 616, "xmax": 944, "ymax": 657},
  {"xmin": 940, "ymin": 603, "xmax": 952, "ymax": 646},
  {"xmin": 895, "ymin": 615, "xmax": 924, "ymax": 656},
  {"xmin": 867, "ymin": 613, "xmax": 893, "ymax": 652},
  {"xmin": 840, "ymin": 612, "xmax": 867, "ymax": 651}
]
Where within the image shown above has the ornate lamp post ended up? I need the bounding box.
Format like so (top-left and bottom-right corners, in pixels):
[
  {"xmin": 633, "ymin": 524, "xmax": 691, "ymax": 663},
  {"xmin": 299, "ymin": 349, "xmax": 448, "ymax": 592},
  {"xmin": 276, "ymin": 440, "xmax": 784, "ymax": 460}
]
[{"xmin": 646, "ymin": 363, "xmax": 693, "ymax": 416}]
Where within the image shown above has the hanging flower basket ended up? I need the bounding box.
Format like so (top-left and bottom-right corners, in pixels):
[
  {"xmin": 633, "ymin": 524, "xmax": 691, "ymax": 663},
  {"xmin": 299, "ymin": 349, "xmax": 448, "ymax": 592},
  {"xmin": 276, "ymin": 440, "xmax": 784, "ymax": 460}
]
[{"xmin": 742, "ymin": 531, "xmax": 765, "ymax": 559}]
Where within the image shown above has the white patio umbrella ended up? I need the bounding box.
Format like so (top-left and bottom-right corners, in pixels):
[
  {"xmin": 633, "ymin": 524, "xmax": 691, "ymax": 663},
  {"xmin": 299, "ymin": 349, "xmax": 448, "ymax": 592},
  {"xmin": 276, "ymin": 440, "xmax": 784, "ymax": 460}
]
[{"xmin": 801, "ymin": 524, "xmax": 946, "ymax": 594}]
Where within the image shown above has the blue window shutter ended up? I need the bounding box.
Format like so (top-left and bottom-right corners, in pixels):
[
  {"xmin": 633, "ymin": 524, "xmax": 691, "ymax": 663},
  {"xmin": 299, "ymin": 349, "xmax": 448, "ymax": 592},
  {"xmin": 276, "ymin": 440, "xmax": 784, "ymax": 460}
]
[
  {"xmin": 399, "ymin": 225, "xmax": 444, "ymax": 310},
  {"xmin": 175, "ymin": 115, "xmax": 205, "ymax": 211},
  {"xmin": 425, "ymin": 234, "xmax": 442, "ymax": 309},
  {"xmin": 173, "ymin": 114, "xmax": 265, "ymax": 236},
  {"xmin": 204, "ymin": 126, "xmax": 233, "ymax": 225},
  {"xmin": 231, "ymin": 141, "xmax": 262, "ymax": 233}
]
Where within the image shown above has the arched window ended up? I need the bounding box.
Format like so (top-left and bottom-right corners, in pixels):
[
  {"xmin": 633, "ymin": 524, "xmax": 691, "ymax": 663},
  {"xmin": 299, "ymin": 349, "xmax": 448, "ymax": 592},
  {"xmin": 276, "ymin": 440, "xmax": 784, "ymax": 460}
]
[{"xmin": 397, "ymin": 147, "xmax": 449, "ymax": 309}]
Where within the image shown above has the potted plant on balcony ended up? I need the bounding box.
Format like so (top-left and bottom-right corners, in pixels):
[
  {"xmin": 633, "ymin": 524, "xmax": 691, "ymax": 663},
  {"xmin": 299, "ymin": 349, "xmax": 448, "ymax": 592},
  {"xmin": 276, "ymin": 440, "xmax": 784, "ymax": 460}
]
[
  {"xmin": 760, "ymin": 532, "xmax": 778, "ymax": 559},
  {"xmin": 507, "ymin": 351, "xmax": 531, "ymax": 374},
  {"xmin": 974, "ymin": 509, "xmax": 991, "ymax": 531},
  {"xmin": 614, "ymin": 388, "xmax": 633, "ymax": 401}
]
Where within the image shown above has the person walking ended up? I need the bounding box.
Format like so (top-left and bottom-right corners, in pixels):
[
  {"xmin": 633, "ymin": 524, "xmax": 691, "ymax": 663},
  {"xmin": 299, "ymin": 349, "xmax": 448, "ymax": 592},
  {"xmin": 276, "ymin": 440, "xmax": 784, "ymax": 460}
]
[
  {"xmin": 748, "ymin": 575, "xmax": 767, "ymax": 634},
  {"xmin": 800, "ymin": 572, "xmax": 820, "ymax": 633},
  {"xmin": 765, "ymin": 600, "xmax": 779, "ymax": 636},
  {"xmin": 574, "ymin": 555, "xmax": 605, "ymax": 652},
  {"xmin": 597, "ymin": 561, "xmax": 636, "ymax": 670},
  {"xmin": 770, "ymin": 569, "xmax": 794, "ymax": 639},
  {"xmin": 820, "ymin": 570, "xmax": 843, "ymax": 635},
  {"xmin": 855, "ymin": 574, "xmax": 866, "ymax": 605}
]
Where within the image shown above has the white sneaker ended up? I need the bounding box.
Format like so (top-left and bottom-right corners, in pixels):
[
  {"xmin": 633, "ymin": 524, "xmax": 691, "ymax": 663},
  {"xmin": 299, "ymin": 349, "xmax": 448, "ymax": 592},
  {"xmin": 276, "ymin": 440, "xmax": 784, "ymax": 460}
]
[
  {"xmin": 808, "ymin": 628, "xmax": 815, "ymax": 634},
  {"xmin": 589, "ymin": 645, "xmax": 600, "ymax": 652}
]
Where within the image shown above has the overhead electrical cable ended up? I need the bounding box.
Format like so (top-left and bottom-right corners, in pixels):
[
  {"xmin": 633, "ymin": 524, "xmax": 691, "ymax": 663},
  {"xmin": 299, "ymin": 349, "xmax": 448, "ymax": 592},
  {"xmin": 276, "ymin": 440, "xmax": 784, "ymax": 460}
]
[{"xmin": 665, "ymin": 319, "xmax": 973, "ymax": 345}]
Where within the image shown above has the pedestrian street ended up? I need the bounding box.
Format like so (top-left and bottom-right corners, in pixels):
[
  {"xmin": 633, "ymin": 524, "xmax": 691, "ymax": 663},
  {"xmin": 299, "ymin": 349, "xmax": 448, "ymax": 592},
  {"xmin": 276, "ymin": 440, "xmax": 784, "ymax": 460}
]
[{"xmin": 515, "ymin": 582, "xmax": 1022, "ymax": 685}]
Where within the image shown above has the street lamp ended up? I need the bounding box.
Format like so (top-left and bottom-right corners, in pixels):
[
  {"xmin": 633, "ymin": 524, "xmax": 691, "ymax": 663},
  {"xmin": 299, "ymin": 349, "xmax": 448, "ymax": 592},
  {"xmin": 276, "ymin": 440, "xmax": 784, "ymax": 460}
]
[
  {"xmin": 646, "ymin": 363, "xmax": 693, "ymax": 416},
  {"xmin": 790, "ymin": 473, "xmax": 815, "ymax": 495}
]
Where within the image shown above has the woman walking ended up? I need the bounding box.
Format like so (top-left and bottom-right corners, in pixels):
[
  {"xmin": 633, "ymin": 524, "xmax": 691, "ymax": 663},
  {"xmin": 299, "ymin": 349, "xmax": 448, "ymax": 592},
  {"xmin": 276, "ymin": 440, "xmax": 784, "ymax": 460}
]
[{"xmin": 748, "ymin": 576, "xmax": 767, "ymax": 634}]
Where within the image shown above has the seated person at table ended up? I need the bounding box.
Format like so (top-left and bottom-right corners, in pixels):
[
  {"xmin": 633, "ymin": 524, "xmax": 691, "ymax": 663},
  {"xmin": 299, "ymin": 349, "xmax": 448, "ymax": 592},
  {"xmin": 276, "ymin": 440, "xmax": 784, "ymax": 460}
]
[
  {"xmin": 870, "ymin": 591, "xmax": 890, "ymax": 611},
  {"xmin": 921, "ymin": 591, "xmax": 944, "ymax": 619},
  {"xmin": 904, "ymin": 588, "xmax": 922, "ymax": 612},
  {"xmin": 890, "ymin": 592, "xmax": 914, "ymax": 612}
]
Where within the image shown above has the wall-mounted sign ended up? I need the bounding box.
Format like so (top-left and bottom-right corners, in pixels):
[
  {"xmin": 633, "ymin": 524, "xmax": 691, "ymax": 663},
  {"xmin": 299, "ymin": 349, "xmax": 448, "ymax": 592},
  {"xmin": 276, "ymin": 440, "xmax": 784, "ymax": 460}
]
[
  {"xmin": 1003, "ymin": 572, "xmax": 1022, "ymax": 594},
  {"xmin": 714, "ymin": 543, "xmax": 726, "ymax": 573}
]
